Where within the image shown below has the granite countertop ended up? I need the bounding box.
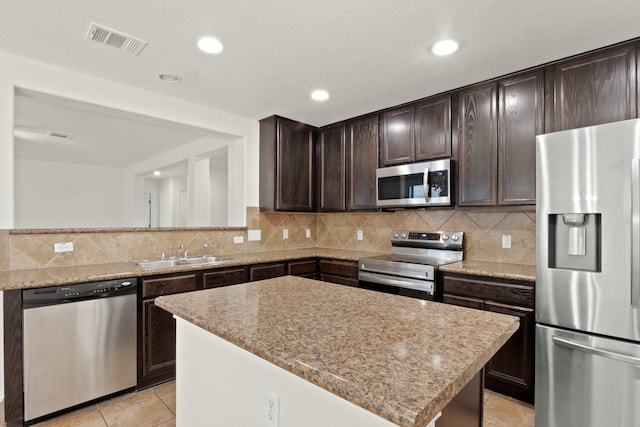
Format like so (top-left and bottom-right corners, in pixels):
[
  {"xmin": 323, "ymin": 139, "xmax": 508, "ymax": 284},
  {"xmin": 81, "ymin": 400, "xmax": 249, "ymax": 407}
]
[
  {"xmin": 155, "ymin": 276, "xmax": 519, "ymax": 427},
  {"xmin": 0, "ymin": 248, "xmax": 383, "ymax": 291},
  {"xmin": 440, "ymin": 260, "xmax": 536, "ymax": 282}
]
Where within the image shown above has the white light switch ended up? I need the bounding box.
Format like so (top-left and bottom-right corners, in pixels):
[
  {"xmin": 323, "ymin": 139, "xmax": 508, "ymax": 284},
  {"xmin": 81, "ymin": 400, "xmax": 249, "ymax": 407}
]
[
  {"xmin": 502, "ymin": 234, "xmax": 512, "ymax": 249},
  {"xmin": 305, "ymin": 228, "xmax": 311, "ymax": 238},
  {"xmin": 357, "ymin": 230, "xmax": 363, "ymax": 241},
  {"xmin": 234, "ymin": 236, "xmax": 244, "ymax": 244},
  {"xmin": 283, "ymin": 229, "xmax": 288, "ymax": 239},
  {"xmin": 54, "ymin": 242, "xmax": 74, "ymax": 253}
]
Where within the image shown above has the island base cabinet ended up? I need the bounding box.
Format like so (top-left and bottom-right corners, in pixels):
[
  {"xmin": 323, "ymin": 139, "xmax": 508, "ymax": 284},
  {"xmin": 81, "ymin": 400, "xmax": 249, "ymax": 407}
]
[{"xmin": 175, "ymin": 318, "xmax": 480, "ymax": 427}]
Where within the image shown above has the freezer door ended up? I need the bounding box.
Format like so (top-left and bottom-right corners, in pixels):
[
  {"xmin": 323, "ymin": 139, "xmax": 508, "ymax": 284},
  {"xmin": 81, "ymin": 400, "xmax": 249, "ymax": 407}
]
[
  {"xmin": 536, "ymin": 118, "xmax": 640, "ymax": 341},
  {"xmin": 536, "ymin": 324, "xmax": 640, "ymax": 427}
]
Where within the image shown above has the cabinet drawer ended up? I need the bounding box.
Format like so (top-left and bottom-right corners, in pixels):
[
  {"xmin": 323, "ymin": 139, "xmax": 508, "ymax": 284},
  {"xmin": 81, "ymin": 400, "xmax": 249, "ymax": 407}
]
[
  {"xmin": 288, "ymin": 259, "xmax": 317, "ymax": 276},
  {"xmin": 443, "ymin": 294, "xmax": 485, "ymax": 310},
  {"xmin": 250, "ymin": 263, "xmax": 287, "ymax": 281},
  {"xmin": 204, "ymin": 267, "xmax": 248, "ymax": 289},
  {"xmin": 442, "ymin": 275, "xmax": 534, "ymax": 308},
  {"xmin": 318, "ymin": 259, "xmax": 359, "ymax": 278},
  {"xmin": 320, "ymin": 274, "xmax": 359, "ymax": 287},
  {"xmin": 142, "ymin": 274, "xmax": 198, "ymax": 298}
]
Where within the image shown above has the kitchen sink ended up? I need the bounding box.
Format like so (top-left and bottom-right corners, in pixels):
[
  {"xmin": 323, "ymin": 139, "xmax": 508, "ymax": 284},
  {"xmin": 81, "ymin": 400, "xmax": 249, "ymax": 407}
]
[{"xmin": 137, "ymin": 256, "xmax": 234, "ymax": 270}]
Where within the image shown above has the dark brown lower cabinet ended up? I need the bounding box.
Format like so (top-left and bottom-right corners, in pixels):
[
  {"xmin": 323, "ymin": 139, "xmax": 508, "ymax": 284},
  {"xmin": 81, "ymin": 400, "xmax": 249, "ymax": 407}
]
[
  {"xmin": 318, "ymin": 258, "xmax": 359, "ymax": 287},
  {"xmin": 138, "ymin": 273, "xmax": 198, "ymax": 389},
  {"xmin": 204, "ymin": 266, "xmax": 249, "ymax": 288},
  {"xmin": 249, "ymin": 262, "xmax": 287, "ymax": 281},
  {"xmin": 442, "ymin": 273, "xmax": 535, "ymax": 403},
  {"xmin": 288, "ymin": 259, "xmax": 318, "ymax": 279}
]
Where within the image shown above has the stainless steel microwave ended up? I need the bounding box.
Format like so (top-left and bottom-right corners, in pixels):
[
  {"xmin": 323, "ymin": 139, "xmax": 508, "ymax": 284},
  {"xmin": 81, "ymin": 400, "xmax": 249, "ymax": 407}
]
[{"xmin": 376, "ymin": 159, "xmax": 452, "ymax": 208}]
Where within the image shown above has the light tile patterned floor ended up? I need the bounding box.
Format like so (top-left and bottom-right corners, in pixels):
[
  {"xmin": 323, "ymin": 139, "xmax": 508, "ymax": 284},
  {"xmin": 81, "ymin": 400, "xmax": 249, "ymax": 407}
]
[{"xmin": 2, "ymin": 382, "xmax": 533, "ymax": 426}]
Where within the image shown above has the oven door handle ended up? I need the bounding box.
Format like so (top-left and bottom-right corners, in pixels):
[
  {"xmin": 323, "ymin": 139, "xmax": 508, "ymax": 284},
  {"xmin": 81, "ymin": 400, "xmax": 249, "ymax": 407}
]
[
  {"xmin": 423, "ymin": 167, "xmax": 430, "ymax": 203},
  {"xmin": 358, "ymin": 271, "xmax": 434, "ymax": 294}
]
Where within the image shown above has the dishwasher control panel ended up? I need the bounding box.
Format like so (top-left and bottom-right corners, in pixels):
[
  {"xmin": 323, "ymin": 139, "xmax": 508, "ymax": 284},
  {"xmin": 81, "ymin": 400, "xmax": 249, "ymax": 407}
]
[{"xmin": 23, "ymin": 278, "xmax": 138, "ymax": 309}]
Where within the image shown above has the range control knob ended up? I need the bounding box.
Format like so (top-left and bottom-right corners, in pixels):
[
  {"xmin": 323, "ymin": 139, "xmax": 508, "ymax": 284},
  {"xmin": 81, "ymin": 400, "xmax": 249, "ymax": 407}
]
[
  {"xmin": 401, "ymin": 232, "xmax": 407, "ymax": 239},
  {"xmin": 442, "ymin": 234, "xmax": 449, "ymax": 241},
  {"xmin": 393, "ymin": 232, "xmax": 400, "ymax": 239},
  {"xmin": 452, "ymin": 234, "xmax": 460, "ymax": 242}
]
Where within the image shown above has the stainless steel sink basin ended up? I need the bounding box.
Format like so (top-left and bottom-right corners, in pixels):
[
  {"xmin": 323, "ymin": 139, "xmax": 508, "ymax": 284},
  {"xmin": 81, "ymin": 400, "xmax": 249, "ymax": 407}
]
[{"xmin": 137, "ymin": 256, "xmax": 234, "ymax": 270}]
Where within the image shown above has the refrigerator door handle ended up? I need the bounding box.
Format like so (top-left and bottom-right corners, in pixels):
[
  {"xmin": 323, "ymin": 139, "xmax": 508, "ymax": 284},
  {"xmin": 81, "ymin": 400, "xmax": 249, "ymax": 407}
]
[
  {"xmin": 553, "ymin": 336, "xmax": 640, "ymax": 366},
  {"xmin": 423, "ymin": 168, "xmax": 430, "ymax": 203},
  {"xmin": 632, "ymin": 158, "xmax": 640, "ymax": 307}
]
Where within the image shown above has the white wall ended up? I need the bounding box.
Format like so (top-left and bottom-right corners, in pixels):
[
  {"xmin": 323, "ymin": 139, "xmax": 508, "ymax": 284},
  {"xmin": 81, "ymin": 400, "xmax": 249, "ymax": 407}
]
[
  {"xmin": 14, "ymin": 158, "xmax": 125, "ymax": 228},
  {"xmin": 0, "ymin": 50, "xmax": 260, "ymax": 229},
  {"xmin": 211, "ymin": 163, "xmax": 229, "ymax": 226},
  {"xmin": 0, "ymin": 50, "xmax": 262, "ymax": 401}
]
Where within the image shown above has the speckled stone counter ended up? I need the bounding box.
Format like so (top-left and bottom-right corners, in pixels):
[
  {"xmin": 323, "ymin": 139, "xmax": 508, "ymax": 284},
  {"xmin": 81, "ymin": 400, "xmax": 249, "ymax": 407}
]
[
  {"xmin": 155, "ymin": 276, "xmax": 519, "ymax": 427},
  {"xmin": 0, "ymin": 248, "xmax": 382, "ymax": 291},
  {"xmin": 440, "ymin": 260, "xmax": 535, "ymax": 282}
]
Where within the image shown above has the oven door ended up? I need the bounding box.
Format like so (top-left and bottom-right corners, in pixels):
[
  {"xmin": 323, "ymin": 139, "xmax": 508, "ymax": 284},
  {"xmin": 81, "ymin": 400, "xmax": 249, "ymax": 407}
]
[
  {"xmin": 358, "ymin": 271, "xmax": 435, "ymax": 300},
  {"xmin": 376, "ymin": 159, "xmax": 451, "ymax": 208}
]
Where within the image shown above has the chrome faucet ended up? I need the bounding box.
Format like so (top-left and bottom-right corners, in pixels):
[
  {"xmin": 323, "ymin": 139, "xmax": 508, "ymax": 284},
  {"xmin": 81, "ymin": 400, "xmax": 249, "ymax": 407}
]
[
  {"xmin": 173, "ymin": 244, "xmax": 185, "ymax": 258},
  {"xmin": 202, "ymin": 243, "xmax": 208, "ymax": 258}
]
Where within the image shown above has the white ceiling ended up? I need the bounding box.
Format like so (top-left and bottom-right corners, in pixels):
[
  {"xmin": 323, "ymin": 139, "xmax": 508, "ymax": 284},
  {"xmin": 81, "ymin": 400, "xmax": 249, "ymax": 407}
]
[{"xmin": 1, "ymin": 1, "xmax": 640, "ymax": 127}]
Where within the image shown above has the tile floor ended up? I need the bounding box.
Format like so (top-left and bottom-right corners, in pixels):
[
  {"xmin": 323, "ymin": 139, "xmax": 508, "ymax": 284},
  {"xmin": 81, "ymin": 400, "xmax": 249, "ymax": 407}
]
[{"xmin": 1, "ymin": 382, "xmax": 534, "ymax": 427}]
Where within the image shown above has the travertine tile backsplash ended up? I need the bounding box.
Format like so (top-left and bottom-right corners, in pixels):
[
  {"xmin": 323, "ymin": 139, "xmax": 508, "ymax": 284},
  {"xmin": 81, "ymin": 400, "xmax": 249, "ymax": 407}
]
[{"xmin": 2, "ymin": 207, "xmax": 535, "ymax": 270}]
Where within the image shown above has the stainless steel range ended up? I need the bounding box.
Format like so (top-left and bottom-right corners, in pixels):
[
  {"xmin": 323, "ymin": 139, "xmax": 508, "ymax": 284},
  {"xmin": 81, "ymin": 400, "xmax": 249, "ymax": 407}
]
[{"xmin": 358, "ymin": 230, "xmax": 464, "ymax": 300}]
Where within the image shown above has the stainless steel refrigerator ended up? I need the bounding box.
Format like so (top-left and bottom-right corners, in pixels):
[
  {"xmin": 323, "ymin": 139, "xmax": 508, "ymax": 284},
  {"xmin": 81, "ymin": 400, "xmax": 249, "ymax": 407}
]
[{"xmin": 536, "ymin": 118, "xmax": 640, "ymax": 426}]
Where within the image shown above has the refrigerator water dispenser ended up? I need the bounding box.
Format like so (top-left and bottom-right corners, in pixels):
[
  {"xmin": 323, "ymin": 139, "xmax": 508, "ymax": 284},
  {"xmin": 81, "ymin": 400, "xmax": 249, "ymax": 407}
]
[{"xmin": 548, "ymin": 213, "xmax": 601, "ymax": 271}]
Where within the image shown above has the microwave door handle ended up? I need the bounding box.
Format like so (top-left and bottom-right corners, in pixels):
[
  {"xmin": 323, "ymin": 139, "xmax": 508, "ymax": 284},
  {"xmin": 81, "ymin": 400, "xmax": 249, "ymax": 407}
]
[
  {"xmin": 632, "ymin": 158, "xmax": 640, "ymax": 307},
  {"xmin": 423, "ymin": 168, "xmax": 430, "ymax": 202}
]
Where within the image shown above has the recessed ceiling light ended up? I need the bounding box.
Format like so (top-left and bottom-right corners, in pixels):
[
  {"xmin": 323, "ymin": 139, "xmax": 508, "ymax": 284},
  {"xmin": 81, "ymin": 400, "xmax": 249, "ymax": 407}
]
[
  {"xmin": 311, "ymin": 89, "xmax": 330, "ymax": 101},
  {"xmin": 432, "ymin": 39, "xmax": 459, "ymax": 56},
  {"xmin": 197, "ymin": 36, "xmax": 224, "ymax": 54},
  {"xmin": 159, "ymin": 74, "xmax": 181, "ymax": 83},
  {"xmin": 153, "ymin": 170, "xmax": 161, "ymax": 176}
]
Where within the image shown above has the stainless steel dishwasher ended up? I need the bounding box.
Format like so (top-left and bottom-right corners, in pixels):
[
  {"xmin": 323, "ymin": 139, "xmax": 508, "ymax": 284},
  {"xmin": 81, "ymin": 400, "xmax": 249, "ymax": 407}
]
[{"xmin": 22, "ymin": 278, "xmax": 137, "ymax": 422}]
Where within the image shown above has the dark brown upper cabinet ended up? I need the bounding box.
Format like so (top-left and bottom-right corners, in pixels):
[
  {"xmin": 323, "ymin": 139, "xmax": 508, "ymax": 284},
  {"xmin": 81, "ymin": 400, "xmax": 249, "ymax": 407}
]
[
  {"xmin": 317, "ymin": 124, "xmax": 346, "ymax": 212},
  {"xmin": 498, "ymin": 71, "xmax": 544, "ymax": 205},
  {"xmin": 415, "ymin": 94, "xmax": 452, "ymax": 161},
  {"xmin": 458, "ymin": 82, "xmax": 498, "ymax": 206},
  {"xmin": 380, "ymin": 105, "xmax": 414, "ymax": 166},
  {"xmin": 346, "ymin": 114, "xmax": 379, "ymax": 211},
  {"xmin": 259, "ymin": 115, "xmax": 315, "ymax": 212},
  {"xmin": 380, "ymin": 95, "xmax": 452, "ymax": 167},
  {"xmin": 546, "ymin": 44, "xmax": 637, "ymax": 132}
]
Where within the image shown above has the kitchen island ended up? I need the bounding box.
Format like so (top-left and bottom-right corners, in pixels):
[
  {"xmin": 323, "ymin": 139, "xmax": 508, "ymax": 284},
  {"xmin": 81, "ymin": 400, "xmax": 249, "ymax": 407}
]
[{"xmin": 155, "ymin": 276, "xmax": 519, "ymax": 427}]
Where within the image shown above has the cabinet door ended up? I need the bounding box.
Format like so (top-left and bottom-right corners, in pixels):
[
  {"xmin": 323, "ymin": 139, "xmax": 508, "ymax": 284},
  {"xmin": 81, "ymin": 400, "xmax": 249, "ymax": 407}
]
[
  {"xmin": 380, "ymin": 105, "xmax": 414, "ymax": 166},
  {"xmin": 140, "ymin": 299, "xmax": 177, "ymax": 388},
  {"xmin": 484, "ymin": 301, "xmax": 535, "ymax": 403},
  {"xmin": 277, "ymin": 119, "xmax": 315, "ymax": 211},
  {"xmin": 415, "ymin": 95, "xmax": 452, "ymax": 161},
  {"xmin": 288, "ymin": 259, "xmax": 317, "ymax": 278},
  {"xmin": 318, "ymin": 124, "xmax": 346, "ymax": 212},
  {"xmin": 458, "ymin": 82, "xmax": 498, "ymax": 206},
  {"xmin": 498, "ymin": 72, "xmax": 543, "ymax": 205},
  {"xmin": 346, "ymin": 115, "xmax": 379, "ymax": 210},
  {"xmin": 547, "ymin": 44, "xmax": 637, "ymax": 132}
]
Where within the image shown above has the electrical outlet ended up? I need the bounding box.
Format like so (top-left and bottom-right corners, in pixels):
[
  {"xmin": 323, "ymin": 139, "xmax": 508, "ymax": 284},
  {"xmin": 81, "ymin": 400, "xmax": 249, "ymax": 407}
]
[
  {"xmin": 305, "ymin": 228, "xmax": 311, "ymax": 238},
  {"xmin": 283, "ymin": 229, "xmax": 288, "ymax": 239},
  {"xmin": 248, "ymin": 229, "xmax": 262, "ymax": 241},
  {"xmin": 234, "ymin": 236, "xmax": 244, "ymax": 244},
  {"xmin": 54, "ymin": 242, "xmax": 74, "ymax": 253},
  {"xmin": 502, "ymin": 234, "xmax": 512, "ymax": 249},
  {"xmin": 265, "ymin": 389, "xmax": 279, "ymax": 427},
  {"xmin": 357, "ymin": 230, "xmax": 363, "ymax": 241}
]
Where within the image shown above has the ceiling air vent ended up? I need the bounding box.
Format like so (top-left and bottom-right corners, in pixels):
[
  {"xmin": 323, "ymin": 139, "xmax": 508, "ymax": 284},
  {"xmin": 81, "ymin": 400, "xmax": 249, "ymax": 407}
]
[{"xmin": 85, "ymin": 23, "xmax": 148, "ymax": 56}]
